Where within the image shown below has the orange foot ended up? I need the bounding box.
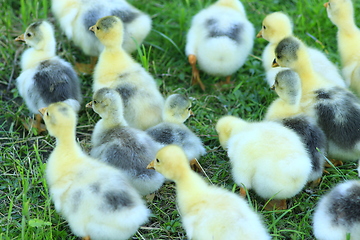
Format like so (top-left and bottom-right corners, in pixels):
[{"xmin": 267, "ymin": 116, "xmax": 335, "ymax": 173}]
[
  {"xmin": 189, "ymin": 158, "xmax": 206, "ymax": 175},
  {"xmin": 188, "ymin": 54, "xmax": 205, "ymax": 91},
  {"xmin": 75, "ymin": 56, "xmax": 98, "ymax": 75},
  {"xmin": 21, "ymin": 114, "xmax": 46, "ymax": 134},
  {"xmin": 82, "ymin": 236, "xmax": 91, "ymax": 240},
  {"xmin": 325, "ymin": 158, "xmax": 343, "ymax": 168},
  {"xmin": 264, "ymin": 199, "xmax": 287, "ymax": 211}
]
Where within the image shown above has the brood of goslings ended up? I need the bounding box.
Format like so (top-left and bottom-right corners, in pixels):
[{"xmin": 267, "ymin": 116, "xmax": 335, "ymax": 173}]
[
  {"xmin": 325, "ymin": 0, "xmax": 360, "ymax": 96},
  {"xmin": 147, "ymin": 145, "xmax": 271, "ymax": 240},
  {"xmin": 146, "ymin": 94, "xmax": 206, "ymax": 171},
  {"xmin": 40, "ymin": 102, "xmax": 149, "ymax": 240},
  {"xmin": 51, "ymin": 0, "xmax": 152, "ymax": 72},
  {"xmin": 265, "ymin": 69, "xmax": 327, "ymax": 184},
  {"xmin": 91, "ymin": 16, "xmax": 164, "ymax": 130},
  {"xmin": 216, "ymin": 115, "xmax": 312, "ymax": 210},
  {"xmin": 15, "ymin": 20, "xmax": 82, "ymax": 133},
  {"xmin": 273, "ymin": 36, "xmax": 360, "ymax": 163},
  {"xmin": 185, "ymin": 0, "xmax": 255, "ymax": 90},
  {"xmin": 313, "ymin": 180, "xmax": 360, "ymax": 240},
  {"xmin": 257, "ymin": 12, "xmax": 345, "ymax": 87},
  {"xmin": 87, "ymin": 88, "xmax": 165, "ymax": 196}
]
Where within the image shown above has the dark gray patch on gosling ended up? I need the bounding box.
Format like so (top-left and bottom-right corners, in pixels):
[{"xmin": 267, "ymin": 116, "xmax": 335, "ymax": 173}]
[
  {"xmin": 90, "ymin": 182, "xmax": 101, "ymax": 193},
  {"xmin": 71, "ymin": 190, "xmax": 82, "ymax": 212},
  {"xmin": 315, "ymin": 87, "xmax": 360, "ymax": 150},
  {"xmin": 104, "ymin": 191, "xmax": 133, "ymax": 211},
  {"xmin": 275, "ymin": 37, "xmax": 300, "ymax": 62},
  {"xmin": 92, "ymin": 127, "xmax": 157, "ymax": 178},
  {"xmin": 205, "ymin": 18, "xmax": 243, "ymax": 43},
  {"xmin": 33, "ymin": 59, "xmax": 81, "ymax": 105},
  {"xmin": 327, "ymin": 183, "xmax": 360, "ymax": 226},
  {"xmin": 282, "ymin": 116, "xmax": 326, "ymax": 174},
  {"xmin": 146, "ymin": 124, "xmax": 187, "ymax": 145},
  {"xmin": 83, "ymin": 7, "xmax": 102, "ymax": 31},
  {"xmin": 112, "ymin": 9, "xmax": 139, "ymax": 23},
  {"xmin": 115, "ymin": 83, "xmax": 136, "ymax": 106},
  {"xmin": 99, "ymin": 16, "xmax": 118, "ymax": 30}
]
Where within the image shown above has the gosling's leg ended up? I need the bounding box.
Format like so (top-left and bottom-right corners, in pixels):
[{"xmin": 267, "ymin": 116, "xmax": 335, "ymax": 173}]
[
  {"xmin": 188, "ymin": 54, "xmax": 205, "ymax": 91},
  {"xmin": 239, "ymin": 187, "xmax": 246, "ymax": 198}
]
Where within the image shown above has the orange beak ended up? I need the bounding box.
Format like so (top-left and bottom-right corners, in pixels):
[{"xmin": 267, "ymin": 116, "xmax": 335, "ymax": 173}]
[
  {"xmin": 324, "ymin": 2, "xmax": 329, "ymax": 7},
  {"xmin": 270, "ymin": 84, "xmax": 276, "ymax": 91},
  {"xmin": 15, "ymin": 34, "xmax": 25, "ymax": 42},
  {"xmin": 256, "ymin": 30, "xmax": 263, "ymax": 38},
  {"xmin": 146, "ymin": 160, "xmax": 155, "ymax": 170},
  {"xmin": 89, "ymin": 25, "xmax": 95, "ymax": 32},
  {"xmin": 85, "ymin": 101, "xmax": 93, "ymax": 108},
  {"xmin": 272, "ymin": 59, "xmax": 280, "ymax": 67},
  {"xmin": 38, "ymin": 107, "xmax": 47, "ymax": 116}
]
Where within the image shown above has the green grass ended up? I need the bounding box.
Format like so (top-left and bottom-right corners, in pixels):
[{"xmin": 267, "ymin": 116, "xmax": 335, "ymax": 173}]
[{"xmin": 1, "ymin": 0, "xmax": 360, "ymax": 239}]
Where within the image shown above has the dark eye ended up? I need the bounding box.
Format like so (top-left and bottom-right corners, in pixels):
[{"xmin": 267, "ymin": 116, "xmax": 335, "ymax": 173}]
[
  {"xmin": 93, "ymin": 100, "xmax": 97, "ymax": 104},
  {"xmin": 263, "ymin": 25, "xmax": 266, "ymax": 30},
  {"xmin": 96, "ymin": 26, "xmax": 100, "ymax": 30},
  {"xmin": 188, "ymin": 107, "xmax": 191, "ymax": 111},
  {"xmin": 27, "ymin": 33, "xmax": 32, "ymax": 37},
  {"xmin": 46, "ymin": 111, "xmax": 49, "ymax": 116},
  {"xmin": 156, "ymin": 158, "xmax": 160, "ymax": 163}
]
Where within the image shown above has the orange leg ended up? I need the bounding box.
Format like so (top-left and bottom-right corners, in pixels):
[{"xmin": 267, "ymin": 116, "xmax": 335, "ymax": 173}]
[
  {"xmin": 309, "ymin": 177, "xmax": 321, "ymax": 187},
  {"xmin": 188, "ymin": 54, "xmax": 205, "ymax": 91},
  {"xmin": 82, "ymin": 236, "xmax": 91, "ymax": 240},
  {"xmin": 239, "ymin": 187, "xmax": 246, "ymax": 198},
  {"xmin": 264, "ymin": 199, "xmax": 287, "ymax": 211}
]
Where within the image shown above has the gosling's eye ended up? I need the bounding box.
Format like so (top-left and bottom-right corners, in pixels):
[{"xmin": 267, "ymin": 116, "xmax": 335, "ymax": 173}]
[
  {"xmin": 93, "ymin": 100, "xmax": 97, "ymax": 104},
  {"xmin": 46, "ymin": 111, "xmax": 49, "ymax": 116},
  {"xmin": 263, "ymin": 25, "xmax": 266, "ymax": 30},
  {"xmin": 188, "ymin": 107, "xmax": 191, "ymax": 111},
  {"xmin": 26, "ymin": 33, "xmax": 32, "ymax": 37},
  {"xmin": 156, "ymin": 158, "xmax": 160, "ymax": 163},
  {"xmin": 96, "ymin": 26, "xmax": 100, "ymax": 30}
]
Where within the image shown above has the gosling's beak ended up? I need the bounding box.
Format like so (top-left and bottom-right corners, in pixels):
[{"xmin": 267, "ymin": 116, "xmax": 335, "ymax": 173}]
[
  {"xmin": 256, "ymin": 30, "xmax": 263, "ymax": 38},
  {"xmin": 146, "ymin": 160, "xmax": 155, "ymax": 170},
  {"xmin": 270, "ymin": 84, "xmax": 276, "ymax": 91},
  {"xmin": 86, "ymin": 101, "xmax": 93, "ymax": 108},
  {"xmin": 38, "ymin": 107, "xmax": 47, "ymax": 116},
  {"xmin": 89, "ymin": 25, "xmax": 95, "ymax": 32},
  {"xmin": 189, "ymin": 109, "xmax": 194, "ymax": 117},
  {"xmin": 324, "ymin": 2, "xmax": 329, "ymax": 7},
  {"xmin": 272, "ymin": 59, "xmax": 280, "ymax": 67},
  {"xmin": 15, "ymin": 34, "xmax": 25, "ymax": 42}
]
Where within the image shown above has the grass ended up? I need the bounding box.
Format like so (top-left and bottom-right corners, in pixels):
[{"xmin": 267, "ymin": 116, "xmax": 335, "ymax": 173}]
[{"xmin": 1, "ymin": 0, "xmax": 359, "ymax": 239}]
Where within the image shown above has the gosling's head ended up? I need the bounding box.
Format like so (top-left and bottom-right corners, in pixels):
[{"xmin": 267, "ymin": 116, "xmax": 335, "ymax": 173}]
[
  {"xmin": 257, "ymin": 12, "xmax": 293, "ymax": 42},
  {"xmin": 87, "ymin": 88, "xmax": 127, "ymax": 125},
  {"xmin": 89, "ymin": 16, "xmax": 124, "ymax": 47},
  {"xmin": 271, "ymin": 69, "xmax": 302, "ymax": 105},
  {"xmin": 215, "ymin": 115, "xmax": 247, "ymax": 149},
  {"xmin": 273, "ymin": 36, "xmax": 304, "ymax": 70},
  {"xmin": 324, "ymin": 0, "xmax": 354, "ymax": 26},
  {"xmin": 163, "ymin": 94, "xmax": 193, "ymax": 124},
  {"xmin": 15, "ymin": 20, "xmax": 56, "ymax": 51},
  {"xmin": 147, "ymin": 145, "xmax": 190, "ymax": 181},
  {"xmin": 39, "ymin": 102, "xmax": 77, "ymax": 138}
]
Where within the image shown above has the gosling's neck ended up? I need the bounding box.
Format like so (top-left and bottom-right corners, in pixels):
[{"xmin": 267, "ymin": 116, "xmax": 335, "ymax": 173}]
[
  {"xmin": 100, "ymin": 110, "xmax": 129, "ymax": 129},
  {"xmin": 21, "ymin": 42, "xmax": 56, "ymax": 70},
  {"xmin": 163, "ymin": 113, "xmax": 187, "ymax": 125},
  {"xmin": 53, "ymin": 128, "xmax": 81, "ymax": 154}
]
